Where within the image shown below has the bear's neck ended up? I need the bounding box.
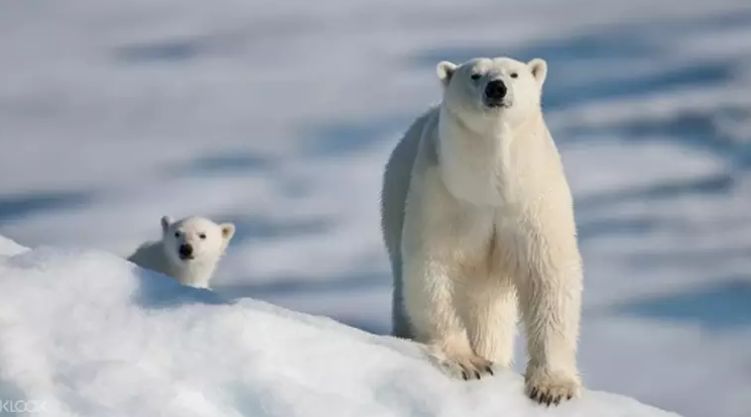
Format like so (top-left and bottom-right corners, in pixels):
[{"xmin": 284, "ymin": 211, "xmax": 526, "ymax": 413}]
[
  {"xmin": 169, "ymin": 258, "xmax": 218, "ymax": 289},
  {"xmin": 436, "ymin": 106, "xmax": 546, "ymax": 207}
]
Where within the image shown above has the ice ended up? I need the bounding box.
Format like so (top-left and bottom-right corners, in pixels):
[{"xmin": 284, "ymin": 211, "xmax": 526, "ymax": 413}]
[
  {"xmin": 0, "ymin": 236, "xmax": 27, "ymax": 257},
  {"xmin": 0, "ymin": 242, "xmax": 680, "ymax": 417}
]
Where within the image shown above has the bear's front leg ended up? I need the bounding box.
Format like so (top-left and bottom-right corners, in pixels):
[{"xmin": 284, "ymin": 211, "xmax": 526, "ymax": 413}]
[
  {"xmin": 402, "ymin": 253, "xmax": 494, "ymax": 381},
  {"xmin": 460, "ymin": 274, "xmax": 517, "ymax": 369},
  {"xmin": 400, "ymin": 161, "xmax": 498, "ymax": 380},
  {"xmin": 515, "ymin": 222, "xmax": 583, "ymax": 405}
]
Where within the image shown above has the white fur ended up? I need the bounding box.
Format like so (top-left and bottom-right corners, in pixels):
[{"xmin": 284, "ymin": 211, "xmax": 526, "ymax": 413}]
[
  {"xmin": 128, "ymin": 216, "xmax": 235, "ymax": 289},
  {"xmin": 381, "ymin": 57, "xmax": 582, "ymax": 404}
]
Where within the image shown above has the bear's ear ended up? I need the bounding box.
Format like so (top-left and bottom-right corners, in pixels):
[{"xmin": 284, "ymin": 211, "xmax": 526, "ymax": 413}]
[
  {"xmin": 161, "ymin": 216, "xmax": 173, "ymax": 233},
  {"xmin": 220, "ymin": 223, "xmax": 236, "ymax": 241},
  {"xmin": 436, "ymin": 61, "xmax": 457, "ymax": 86},
  {"xmin": 528, "ymin": 58, "xmax": 547, "ymax": 85}
]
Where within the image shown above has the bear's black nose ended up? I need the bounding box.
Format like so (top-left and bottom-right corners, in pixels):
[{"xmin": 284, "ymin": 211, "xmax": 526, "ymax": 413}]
[
  {"xmin": 179, "ymin": 244, "xmax": 193, "ymax": 258},
  {"xmin": 485, "ymin": 80, "xmax": 507, "ymax": 101}
]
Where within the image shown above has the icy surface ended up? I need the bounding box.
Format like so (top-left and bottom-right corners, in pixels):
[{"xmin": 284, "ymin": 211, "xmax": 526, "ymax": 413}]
[
  {"xmin": 1, "ymin": 0, "xmax": 751, "ymax": 416},
  {"xmin": 0, "ymin": 236, "xmax": 27, "ymax": 257},
  {"xmin": 0, "ymin": 243, "xmax": 680, "ymax": 417}
]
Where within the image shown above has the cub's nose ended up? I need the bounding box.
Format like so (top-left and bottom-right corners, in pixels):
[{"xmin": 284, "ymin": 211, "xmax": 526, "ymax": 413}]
[
  {"xmin": 485, "ymin": 80, "xmax": 507, "ymax": 100},
  {"xmin": 179, "ymin": 244, "xmax": 193, "ymax": 257}
]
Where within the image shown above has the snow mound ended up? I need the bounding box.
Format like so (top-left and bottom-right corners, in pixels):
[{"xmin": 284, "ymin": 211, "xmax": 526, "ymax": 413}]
[
  {"xmin": 0, "ymin": 239, "xmax": 680, "ymax": 417},
  {"xmin": 0, "ymin": 235, "xmax": 28, "ymax": 257}
]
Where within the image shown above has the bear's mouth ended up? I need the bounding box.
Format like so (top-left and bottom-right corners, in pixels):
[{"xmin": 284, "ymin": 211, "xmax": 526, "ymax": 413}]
[
  {"xmin": 178, "ymin": 253, "xmax": 195, "ymax": 261},
  {"xmin": 484, "ymin": 98, "xmax": 512, "ymax": 109}
]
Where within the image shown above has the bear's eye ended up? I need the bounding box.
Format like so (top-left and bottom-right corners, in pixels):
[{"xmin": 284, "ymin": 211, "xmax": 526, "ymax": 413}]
[
  {"xmin": 471, "ymin": 73, "xmax": 481, "ymax": 81},
  {"xmin": 199, "ymin": 233, "xmax": 207, "ymax": 240},
  {"xmin": 174, "ymin": 232, "xmax": 181, "ymax": 238},
  {"xmin": 510, "ymin": 72, "xmax": 518, "ymax": 79}
]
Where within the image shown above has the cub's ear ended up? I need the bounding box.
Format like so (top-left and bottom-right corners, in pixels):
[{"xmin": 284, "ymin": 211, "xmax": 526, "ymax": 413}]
[
  {"xmin": 161, "ymin": 216, "xmax": 174, "ymax": 233},
  {"xmin": 220, "ymin": 223, "xmax": 236, "ymax": 241},
  {"xmin": 528, "ymin": 58, "xmax": 547, "ymax": 85},
  {"xmin": 436, "ymin": 61, "xmax": 457, "ymax": 86}
]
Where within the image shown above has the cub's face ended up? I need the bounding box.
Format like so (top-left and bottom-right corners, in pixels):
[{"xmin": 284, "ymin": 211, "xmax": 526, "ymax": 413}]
[
  {"xmin": 436, "ymin": 57, "xmax": 547, "ymax": 129},
  {"xmin": 160, "ymin": 216, "xmax": 235, "ymax": 266}
]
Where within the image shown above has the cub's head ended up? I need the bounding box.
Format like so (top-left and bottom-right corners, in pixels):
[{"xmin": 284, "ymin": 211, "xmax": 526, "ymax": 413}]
[
  {"xmin": 160, "ymin": 216, "xmax": 235, "ymax": 266},
  {"xmin": 436, "ymin": 56, "xmax": 547, "ymax": 128}
]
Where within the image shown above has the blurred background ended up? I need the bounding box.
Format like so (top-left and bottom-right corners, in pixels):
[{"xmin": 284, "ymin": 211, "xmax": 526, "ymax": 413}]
[{"xmin": 1, "ymin": 0, "xmax": 750, "ymax": 416}]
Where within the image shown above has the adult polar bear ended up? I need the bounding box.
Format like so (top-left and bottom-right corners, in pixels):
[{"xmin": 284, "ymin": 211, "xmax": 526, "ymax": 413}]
[{"xmin": 381, "ymin": 57, "xmax": 582, "ymax": 405}]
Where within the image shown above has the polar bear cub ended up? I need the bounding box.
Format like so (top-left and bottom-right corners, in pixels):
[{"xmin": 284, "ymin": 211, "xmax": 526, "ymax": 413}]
[
  {"xmin": 381, "ymin": 57, "xmax": 583, "ymax": 404},
  {"xmin": 128, "ymin": 216, "xmax": 235, "ymax": 289}
]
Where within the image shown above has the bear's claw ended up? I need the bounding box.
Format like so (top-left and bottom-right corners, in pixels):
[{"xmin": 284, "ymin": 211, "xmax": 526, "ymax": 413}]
[
  {"xmin": 525, "ymin": 368, "xmax": 581, "ymax": 406},
  {"xmin": 428, "ymin": 347, "xmax": 494, "ymax": 381}
]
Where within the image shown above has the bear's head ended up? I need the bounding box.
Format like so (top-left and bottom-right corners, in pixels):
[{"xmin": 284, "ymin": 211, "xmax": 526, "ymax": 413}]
[
  {"xmin": 436, "ymin": 57, "xmax": 547, "ymax": 130},
  {"xmin": 160, "ymin": 216, "xmax": 235, "ymax": 266}
]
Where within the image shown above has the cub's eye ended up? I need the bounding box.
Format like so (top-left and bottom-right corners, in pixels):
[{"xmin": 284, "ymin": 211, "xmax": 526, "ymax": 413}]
[
  {"xmin": 174, "ymin": 232, "xmax": 181, "ymax": 238},
  {"xmin": 510, "ymin": 72, "xmax": 518, "ymax": 79},
  {"xmin": 199, "ymin": 233, "xmax": 207, "ymax": 240},
  {"xmin": 471, "ymin": 73, "xmax": 481, "ymax": 80}
]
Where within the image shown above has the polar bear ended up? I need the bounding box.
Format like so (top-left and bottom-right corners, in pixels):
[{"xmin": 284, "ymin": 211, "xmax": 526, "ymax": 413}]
[
  {"xmin": 128, "ymin": 216, "xmax": 235, "ymax": 289},
  {"xmin": 381, "ymin": 57, "xmax": 583, "ymax": 405}
]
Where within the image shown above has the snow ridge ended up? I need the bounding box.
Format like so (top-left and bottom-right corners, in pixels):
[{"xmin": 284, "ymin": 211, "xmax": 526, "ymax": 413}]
[{"xmin": 0, "ymin": 237, "xmax": 679, "ymax": 417}]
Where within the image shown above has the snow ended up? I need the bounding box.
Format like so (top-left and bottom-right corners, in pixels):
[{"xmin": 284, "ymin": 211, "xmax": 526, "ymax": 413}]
[
  {"xmin": 1, "ymin": 0, "xmax": 751, "ymax": 416},
  {"xmin": 0, "ymin": 236, "xmax": 27, "ymax": 257},
  {"xmin": 0, "ymin": 241, "xmax": 680, "ymax": 417}
]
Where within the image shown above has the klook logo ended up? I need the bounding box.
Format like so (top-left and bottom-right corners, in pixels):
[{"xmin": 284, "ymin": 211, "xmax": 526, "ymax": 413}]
[{"xmin": 0, "ymin": 400, "xmax": 47, "ymax": 414}]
